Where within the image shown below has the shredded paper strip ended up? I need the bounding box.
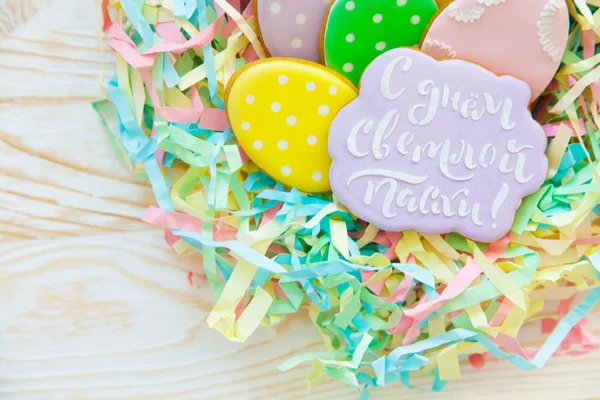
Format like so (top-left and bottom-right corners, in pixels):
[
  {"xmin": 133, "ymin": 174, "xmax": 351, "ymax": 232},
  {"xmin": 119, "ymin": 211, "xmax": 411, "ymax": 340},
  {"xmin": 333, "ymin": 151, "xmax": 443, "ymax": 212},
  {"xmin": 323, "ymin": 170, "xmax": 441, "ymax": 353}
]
[{"xmin": 95, "ymin": 0, "xmax": 600, "ymax": 396}]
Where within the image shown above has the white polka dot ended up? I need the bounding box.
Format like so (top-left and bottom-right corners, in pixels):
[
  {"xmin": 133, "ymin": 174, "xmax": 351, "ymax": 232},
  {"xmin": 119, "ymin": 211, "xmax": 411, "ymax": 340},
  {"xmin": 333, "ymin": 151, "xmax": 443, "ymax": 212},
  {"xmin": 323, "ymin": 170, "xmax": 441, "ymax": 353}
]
[
  {"xmin": 376, "ymin": 41, "xmax": 386, "ymax": 51},
  {"xmin": 373, "ymin": 14, "xmax": 383, "ymax": 23},
  {"xmin": 286, "ymin": 116, "xmax": 297, "ymax": 126},
  {"xmin": 329, "ymin": 86, "xmax": 338, "ymax": 95},
  {"xmin": 345, "ymin": 1, "xmax": 355, "ymax": 10},
  {"xmin": 281, "ymin": 166, "xmax": 292, "ymax": 176},
  {"xmin": 397, "ymin": 0, "xmax": 407, "ymax": 6},
  {"xmin": 241, "ymin": 122, "xmax": 251, "ymax": 131},
  {"xmin": 343, "ymin": 63, "xmax": 354, "ymax": 72},
  {"xmin": 318, "ymin": 105, "xmax": 330, "ymax": 116},
  {"xmin": 271, "ymin": 102, "xmax": 281, "ymax": 112},
  {"xmin": 278, "ymin": 75, "xmax": 288, "ymax": 85},
  {"xmin": 312, "ymin": 171, "xmax": 323, "ymax": 182},
  {"xmin": 296, "ymin": 13, "xmax": 306, "ymax": 25},
  {"xmin": 245, "ymin": 95, "xmax": 255, "ymax": 104},
  {"xmin": 306, "ymin": 81, "xmax": 316, "ymax": 92},
  {"xmin": 307, "ymin": 135, "xmax": 317, "ymax": 145},
  {"xmin": 277, "ymin": 140, "xmax": 288, "ymax": 150},
  {"xmin": 346, "ymin": 33, "xmax": 355, "ymax": 43},
  {"xmin": 291, "ymin": 38, "xmax": 303, "ymax": 48},
  {"xmin": 270, "ymin": 2, "xmax": 281, "ymax": 14},
  {"xmin": 253, "ymin": 140, "xmax": 263, "ymax": 150},
  {"xmin": 411, "ymin": 15, "xmax": 421, "ymax": 25}
]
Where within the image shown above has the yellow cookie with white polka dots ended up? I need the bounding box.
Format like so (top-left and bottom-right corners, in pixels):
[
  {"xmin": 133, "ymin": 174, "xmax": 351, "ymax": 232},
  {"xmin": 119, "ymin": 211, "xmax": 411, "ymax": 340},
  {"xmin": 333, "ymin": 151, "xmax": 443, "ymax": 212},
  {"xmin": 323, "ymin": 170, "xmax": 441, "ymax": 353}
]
[{"xmin": 225, "ymin": 58, "xmax": 358, "ymax": 193}]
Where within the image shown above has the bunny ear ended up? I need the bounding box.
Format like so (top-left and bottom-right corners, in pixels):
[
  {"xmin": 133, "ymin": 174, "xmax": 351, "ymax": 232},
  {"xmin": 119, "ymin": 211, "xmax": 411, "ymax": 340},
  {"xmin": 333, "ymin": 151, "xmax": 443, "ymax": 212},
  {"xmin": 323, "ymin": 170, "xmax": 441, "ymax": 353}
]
[
  {"xmin": 255, "ymin": 0, "xmax": 333, "ymax": 63},
  {"xmin": 422, "ymin": 0, "xmax": 569, "ymax": 100}
]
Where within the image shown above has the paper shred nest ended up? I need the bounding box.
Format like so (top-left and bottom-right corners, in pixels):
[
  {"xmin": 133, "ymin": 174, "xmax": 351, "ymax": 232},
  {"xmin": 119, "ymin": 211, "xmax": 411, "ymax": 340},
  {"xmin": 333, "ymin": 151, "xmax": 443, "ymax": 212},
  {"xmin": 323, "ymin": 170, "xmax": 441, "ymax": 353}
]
[{"xmin": 96, "ymin": 0, "xmax": 600, "ymax": 396}]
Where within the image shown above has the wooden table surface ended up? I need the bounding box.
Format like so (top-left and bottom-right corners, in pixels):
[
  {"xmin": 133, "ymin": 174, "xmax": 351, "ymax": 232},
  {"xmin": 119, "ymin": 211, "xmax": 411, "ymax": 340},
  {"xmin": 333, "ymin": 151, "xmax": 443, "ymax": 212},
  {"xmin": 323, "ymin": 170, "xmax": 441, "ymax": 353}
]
[{"xmin": 2, "ymin": 1, "xmax": 600, "ymax": 399}]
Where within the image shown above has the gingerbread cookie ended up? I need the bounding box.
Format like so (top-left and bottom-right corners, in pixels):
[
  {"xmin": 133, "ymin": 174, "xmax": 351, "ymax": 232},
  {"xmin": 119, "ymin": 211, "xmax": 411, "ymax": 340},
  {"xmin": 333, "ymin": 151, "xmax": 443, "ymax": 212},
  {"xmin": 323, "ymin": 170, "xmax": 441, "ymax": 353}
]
[
  {"xmin": 328, "ymin": 48, "xmax": 549, "ymax": 242},
  {"xmin": 422, "ymin": 0, "xmax": 569, "ymax": 99},
  {"xmin": 226, "ymin": 58, "xmax": 357, "ymax": 193},
  {"xmin": 256, "ymin": 0, "xmax": 333, "ymax": 63},
  {"xmin": 322, "ymin": 0, "xmax": 438, "ymax": 85}
]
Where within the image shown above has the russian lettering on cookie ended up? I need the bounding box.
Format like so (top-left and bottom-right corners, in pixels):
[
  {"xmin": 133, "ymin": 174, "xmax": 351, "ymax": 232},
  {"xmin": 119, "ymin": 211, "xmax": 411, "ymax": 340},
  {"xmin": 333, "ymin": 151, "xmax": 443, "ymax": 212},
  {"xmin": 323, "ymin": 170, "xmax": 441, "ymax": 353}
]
[{"xmin": 328, "ymin": 48, "xmax": 549, "ymax": 242}]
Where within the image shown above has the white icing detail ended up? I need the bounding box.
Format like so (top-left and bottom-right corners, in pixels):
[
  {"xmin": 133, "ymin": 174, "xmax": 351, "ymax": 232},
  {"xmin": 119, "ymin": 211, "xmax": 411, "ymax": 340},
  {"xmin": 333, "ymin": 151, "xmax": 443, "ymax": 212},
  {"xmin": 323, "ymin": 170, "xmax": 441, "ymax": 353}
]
[
  {"xmin": 491, "ymin": 183, "xmax": 510, "ymax": 229},
  {"xmin": 471, "ymin": 204, "xmax": 484, "ymax": 226},
  {"xmin": 347, "ymin": 169, "xmax": 428, "ymax": 185},
  {"xmin": 537, "ymin": 0, "xmax": 565, "ymax": 62},
  {"xmin": 408, "ymin": 80, "xmax": 438, "ymax": 126},
  {"xmin": 447, "ymin": 3, "xmax": 485, "ymax": 23},
  {"xmin": 295, "ymin": 13, "xmax": 306, "ymax": 25},
  {"xmin": 281, "ymin": 165, "xmax": 292, "ymax": 176},
  {"xmin": 507, "ymin": 140, "xmax": 534, "ymax": 183},
  {"xmin": 380, "ymin": 56, "xmax": 412, "ymax": 100},
  {"xmin": 396, "ymin": 131, "xmax": 414, "ymax": 155},
  {"xmin": 479, "ymin": 143, "xmax": 497, "ymax": 168},
  {"xmin": 407, "ymin": 82, "xmax": 516, "ymax": 131},
  {"xmin": 476, "ymin": 0, "xmax": 507, "ymax": 6},
  {"xmin": 269, "ymin": 2, "xmax": 281, "ymax": 14},
  {"xmin": 422, "ymin": 40, "xmax": 457, "ymax": 59},
  {"xmin": 346, "ymin": 119, "xmax": 372, "ymax": 157},
  {"xmin": 318, "ymin": 105, "xmax": 330, "ymax": 116},
  {"xmin": 277, "ymin": 140, "xmax": 288, "ymax": 150},
  {"xmin": 366, "ymin": 179, "xmax": 398, "ymax": 218},
  {"xmin": 373, "ymin": 110, "xmax": 400, "ymax": 160}
]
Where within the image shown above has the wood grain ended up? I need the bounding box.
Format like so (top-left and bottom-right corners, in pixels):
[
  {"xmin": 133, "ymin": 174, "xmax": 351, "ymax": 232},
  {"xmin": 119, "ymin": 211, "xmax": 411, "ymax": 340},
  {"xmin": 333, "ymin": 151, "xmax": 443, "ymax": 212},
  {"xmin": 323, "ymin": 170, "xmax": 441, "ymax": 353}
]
[
  {"xmin": 0, "ymin": 0, "xmax": 152, "ymax": 241},
  {"xmin": 1, "ymin": 1, "xmax": 599, "ymax": 399}
]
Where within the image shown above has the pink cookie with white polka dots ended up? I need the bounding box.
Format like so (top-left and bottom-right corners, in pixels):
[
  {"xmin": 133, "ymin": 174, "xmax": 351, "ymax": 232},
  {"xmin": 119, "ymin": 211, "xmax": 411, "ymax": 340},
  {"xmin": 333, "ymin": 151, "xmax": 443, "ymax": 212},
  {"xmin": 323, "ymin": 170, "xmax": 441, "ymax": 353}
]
[{"xmin": 257, "ymin": 0, "xmax": 333, "ymax": 63}]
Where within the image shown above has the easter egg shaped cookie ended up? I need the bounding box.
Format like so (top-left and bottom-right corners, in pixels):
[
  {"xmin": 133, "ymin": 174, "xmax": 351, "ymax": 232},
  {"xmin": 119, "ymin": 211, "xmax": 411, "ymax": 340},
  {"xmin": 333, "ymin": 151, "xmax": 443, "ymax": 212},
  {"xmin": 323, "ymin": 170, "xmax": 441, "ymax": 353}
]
[
  {"xmin": 257, "ymin": 0, "xmax": 333, "ymax": 62},
  {"xmin": 225, "ymin": 59, "xmax": 357, "ymax": 193},
  {"xmin": 323, "ymin": 0, "xmax": 438, "ymax": 85},
  {"xmin": 422, "ymin": 0, "xmax": 569, "ymax": 99}
]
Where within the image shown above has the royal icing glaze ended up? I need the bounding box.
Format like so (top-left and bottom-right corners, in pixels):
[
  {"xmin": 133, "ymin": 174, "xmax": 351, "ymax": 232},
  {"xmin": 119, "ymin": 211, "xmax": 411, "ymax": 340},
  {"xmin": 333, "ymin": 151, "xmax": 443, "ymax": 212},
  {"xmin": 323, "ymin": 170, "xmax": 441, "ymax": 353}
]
[
  {"xmin": 422, "ymin": 0, "xmax": 569, "ymax": 99},
  {"xmin": 328, "ymin": 48, "xmax": 549, "ymax": 242},
  {"xmin": 226, "ymin": 59, "xmax": 357, "ymax": 193},
  {"xmin": 257, "ymin": 0, "xmax": 333, "ymax": 62},
  {"xmin": 323, "ymin": 0, "xmax": 438, "ymax": 85}
]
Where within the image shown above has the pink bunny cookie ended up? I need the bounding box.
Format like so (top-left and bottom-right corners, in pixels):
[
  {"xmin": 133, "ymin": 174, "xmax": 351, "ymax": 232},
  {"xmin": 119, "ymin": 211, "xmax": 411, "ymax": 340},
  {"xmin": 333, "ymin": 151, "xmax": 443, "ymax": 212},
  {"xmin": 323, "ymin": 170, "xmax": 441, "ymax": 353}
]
[{"xmin": 422, "ymin": 0, "xmax": 569, "ymax": 99}]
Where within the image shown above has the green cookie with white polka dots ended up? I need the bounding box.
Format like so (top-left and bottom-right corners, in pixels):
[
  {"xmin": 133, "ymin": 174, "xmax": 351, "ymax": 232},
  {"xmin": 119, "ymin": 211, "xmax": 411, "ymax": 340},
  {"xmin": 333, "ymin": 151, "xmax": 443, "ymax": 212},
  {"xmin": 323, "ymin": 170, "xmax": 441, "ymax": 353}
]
[{"xmin": 323, "ymin": 0, "xmax": 438, "ymax": 85}]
